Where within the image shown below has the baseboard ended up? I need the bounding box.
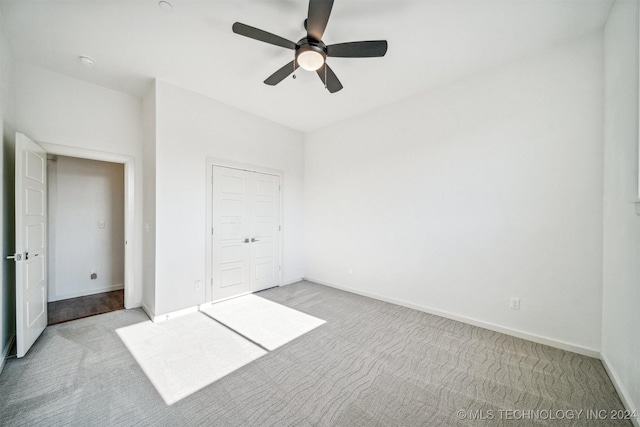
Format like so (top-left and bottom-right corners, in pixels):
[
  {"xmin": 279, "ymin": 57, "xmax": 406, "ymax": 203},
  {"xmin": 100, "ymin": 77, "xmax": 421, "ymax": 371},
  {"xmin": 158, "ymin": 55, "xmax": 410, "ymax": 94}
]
[
  {"xmin": 140, "ymin": 303, "xmax": 154, "ymax": 321},
  {"xmin": 304, "ymin": 277, "xmax": 600, "ymax": 359},
  {"xmin": 601, "ymin": 352, "xmax": 640, "ymax": 427},
  {"xmin": 152, "ymin": 305, "xmax": 199, "ymax": 323},
  {"xmin": 49, "ymin": 284, "xmax": 124, "ymax": 302},
  {"xmin": 282, "ymin": 277, "xmax": 304, "ymax": 286},
  {"xmin": 0, "ymin": 334, "xmax": 16, "ymax": 376}
]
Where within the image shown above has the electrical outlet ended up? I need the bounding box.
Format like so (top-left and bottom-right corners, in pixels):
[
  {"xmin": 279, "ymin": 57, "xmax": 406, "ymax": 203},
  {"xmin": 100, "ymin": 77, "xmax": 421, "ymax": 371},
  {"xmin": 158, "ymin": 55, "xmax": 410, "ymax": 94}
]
[
  {"xmin": 98, "ymin": 220, "xmax": 105, "ymax": 229},
  {"xmin": 348, "ymin": 266, "xmax": 353, "ymax": 275},
  {"xmin": 510, "ymin": 297, "xmax": 520, "ymax": 310},
  {"xmin": 195, "ymin": 280, "xmax": 201, "ymax": 290}
]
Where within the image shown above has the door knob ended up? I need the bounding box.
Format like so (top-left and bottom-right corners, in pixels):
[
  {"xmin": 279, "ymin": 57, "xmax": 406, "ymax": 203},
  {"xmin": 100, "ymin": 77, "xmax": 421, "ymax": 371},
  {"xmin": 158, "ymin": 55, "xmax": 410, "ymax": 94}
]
[
  {"xmin": 242, "ymin": 238, "xmax": 250, "ymax": 243},
  {"xmin": 251, "ymin": 238, "xmax": 260, "ymax": 242}
]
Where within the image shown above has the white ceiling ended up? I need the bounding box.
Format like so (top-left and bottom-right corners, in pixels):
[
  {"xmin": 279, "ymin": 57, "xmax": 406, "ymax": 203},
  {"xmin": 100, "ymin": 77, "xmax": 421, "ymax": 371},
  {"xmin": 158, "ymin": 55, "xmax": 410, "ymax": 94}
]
[{"xmin": 1, "ymin": 0, "xmax": 613, "ymax": 132}]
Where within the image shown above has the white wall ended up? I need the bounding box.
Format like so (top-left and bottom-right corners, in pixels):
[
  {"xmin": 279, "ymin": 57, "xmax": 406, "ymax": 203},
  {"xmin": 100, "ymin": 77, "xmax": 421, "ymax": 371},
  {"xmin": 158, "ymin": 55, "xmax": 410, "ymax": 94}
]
[
  {"xmin": 602, "ymin": 0, "xmax": 640, "ymax": 418},
  {"xmin": 47, "ymin": 156, "xmax": 124, "ymax": 301},
  {"xmin": 153, "ymin": 81, "xmax": 305, "ymax": 316},
  {"xmin": 15, "ymin": 63, "xmax": 144, "ymax": 308},
  {"xmin": 0, "ymin": 7, "xmax": 17, "ymax": 368},
  {"xmin": 305, "ymin": 32, "xmax": 604, "ymax": 354},
  {"xmin": 141, "ymin": 84, "xmax": 156, "ymax": 315}
]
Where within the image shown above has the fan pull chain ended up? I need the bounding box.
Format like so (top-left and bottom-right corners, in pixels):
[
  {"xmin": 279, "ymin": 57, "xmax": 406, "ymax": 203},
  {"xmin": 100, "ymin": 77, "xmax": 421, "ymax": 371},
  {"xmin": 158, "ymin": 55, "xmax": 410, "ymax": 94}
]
[{"xmin": 292, "ymin": 61, "xmax": 296, "ymax": 79}]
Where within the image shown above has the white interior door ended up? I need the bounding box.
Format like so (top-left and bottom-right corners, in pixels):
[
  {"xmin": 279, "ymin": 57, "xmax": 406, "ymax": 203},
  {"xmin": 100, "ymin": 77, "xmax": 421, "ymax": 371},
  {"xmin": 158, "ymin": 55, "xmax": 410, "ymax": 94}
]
[
  {"xmin": 212, "ymin": 166, "xmax": 251, "ymax": 300},
  {"xmin": 249, "ymin": 173, "xmax": 281, "ymax": 292},
  {"xmin": 211, "ymin": 165, "xmax": 281, "ymax": 301},
  {"xmin": 14, "ymin": 133, "xmax": 48, "ymax": 358}
]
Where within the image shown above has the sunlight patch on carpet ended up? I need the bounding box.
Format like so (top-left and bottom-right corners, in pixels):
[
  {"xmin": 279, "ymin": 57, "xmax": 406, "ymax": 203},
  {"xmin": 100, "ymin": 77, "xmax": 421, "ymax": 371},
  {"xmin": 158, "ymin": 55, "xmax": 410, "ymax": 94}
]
[
  {"xmin": 201, "ymin": 294, "xmax": 326, "ymax": 351},
  {"xmin": 116, "ymin": 312, "xmax": 266, "ymax": 405}
]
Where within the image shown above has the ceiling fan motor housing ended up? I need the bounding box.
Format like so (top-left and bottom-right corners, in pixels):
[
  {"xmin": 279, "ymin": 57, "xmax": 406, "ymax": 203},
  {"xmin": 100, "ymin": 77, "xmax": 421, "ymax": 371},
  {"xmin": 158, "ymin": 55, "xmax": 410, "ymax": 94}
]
[{"xmin": 296, "ymin": 38, "xmax": 327, "ymax": 70}]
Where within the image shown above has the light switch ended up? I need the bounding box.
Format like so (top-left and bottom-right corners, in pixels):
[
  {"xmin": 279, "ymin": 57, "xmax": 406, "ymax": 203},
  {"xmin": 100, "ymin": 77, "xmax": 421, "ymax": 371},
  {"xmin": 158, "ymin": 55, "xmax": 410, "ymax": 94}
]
[{"xmin": 99, "ymin": 220, "xmax": 105, "ymax": 229}]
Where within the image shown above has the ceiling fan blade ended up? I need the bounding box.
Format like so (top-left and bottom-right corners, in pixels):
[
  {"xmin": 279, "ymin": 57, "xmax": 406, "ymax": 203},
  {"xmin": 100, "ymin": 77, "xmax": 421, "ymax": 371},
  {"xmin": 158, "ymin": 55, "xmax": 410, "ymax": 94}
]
[
  {"xmin": 316, "ymin": 63, "xmax": 343, "ymax": 93},
  {"xmin": 307, "ymin": 0, "xmax": 334, "ymax": 41},
  {"xmin": 232, "ymin": 22, "xmax": 297, "ymax": 50},
  {"xmin": 327, "ymin": 41, "xmax": 388, "ymax": 58},
  {"xmin": 264, "ymin": 60, "xmax": 299, "ymax": 86}
]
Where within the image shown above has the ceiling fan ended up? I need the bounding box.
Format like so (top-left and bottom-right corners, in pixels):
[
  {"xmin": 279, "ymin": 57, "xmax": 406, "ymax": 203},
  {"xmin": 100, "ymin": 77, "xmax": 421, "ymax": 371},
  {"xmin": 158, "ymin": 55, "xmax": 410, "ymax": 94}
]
[{"xmin": 232, "ymin": 0, "xmax": 388, "ymax": 93}]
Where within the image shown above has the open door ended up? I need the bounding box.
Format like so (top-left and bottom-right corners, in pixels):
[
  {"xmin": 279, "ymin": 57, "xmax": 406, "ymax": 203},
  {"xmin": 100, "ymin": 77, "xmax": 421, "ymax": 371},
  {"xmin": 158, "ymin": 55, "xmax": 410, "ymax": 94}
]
[{"xmin": 11, "ymin": 133, "xmax": 47, "ymax": 357}]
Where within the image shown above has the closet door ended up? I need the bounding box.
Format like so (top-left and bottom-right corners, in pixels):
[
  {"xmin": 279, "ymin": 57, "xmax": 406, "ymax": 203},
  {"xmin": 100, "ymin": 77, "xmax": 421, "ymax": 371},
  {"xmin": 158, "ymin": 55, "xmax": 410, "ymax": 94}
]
[
  {"xmin": 212, "ymin": 166, "xmax": 251, "ymax": 300},
  {"xmin": 211, "ymin": 166, "xmax": 281, "ymax": 301},
  {"xmin": 249, "ymin": 172, "xmax": 281, "ymax": 292}
]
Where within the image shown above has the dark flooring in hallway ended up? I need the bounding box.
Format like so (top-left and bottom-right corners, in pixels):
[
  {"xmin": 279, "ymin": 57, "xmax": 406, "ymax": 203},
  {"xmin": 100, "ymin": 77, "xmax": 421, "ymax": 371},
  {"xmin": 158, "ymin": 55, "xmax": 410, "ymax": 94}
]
[{"xmin": 47, "ymin": 289, "xmax": 124, "ymax": 325}]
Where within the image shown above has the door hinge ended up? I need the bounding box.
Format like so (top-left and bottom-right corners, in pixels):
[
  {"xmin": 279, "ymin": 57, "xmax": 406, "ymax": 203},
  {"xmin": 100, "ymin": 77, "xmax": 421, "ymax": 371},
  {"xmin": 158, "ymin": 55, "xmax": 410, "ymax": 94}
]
[
  {"xmin": 279, "ymin": 225, "xmax": 281, "ymax": 231},
  {"xmin": 211, "ymin": 227, "xmax": 214, "ymax": 235}
]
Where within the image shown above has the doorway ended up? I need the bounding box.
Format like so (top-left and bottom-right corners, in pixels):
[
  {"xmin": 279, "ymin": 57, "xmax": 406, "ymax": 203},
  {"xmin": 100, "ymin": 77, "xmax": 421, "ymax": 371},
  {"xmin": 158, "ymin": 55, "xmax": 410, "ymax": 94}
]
[
  {"xmin": 206, "ymin": 162, "xmax": 283, "ymax": 303},
  {"xmin": 46, "ymin": 155, "xmax": 125, "ymax": 324},
  {"xmin": 37, "ymin": 141, "xmax": 136, "ymax": 312},
  {"xmin": 12, "ymin": 134, "xmax": 137, "ymax": 357}
]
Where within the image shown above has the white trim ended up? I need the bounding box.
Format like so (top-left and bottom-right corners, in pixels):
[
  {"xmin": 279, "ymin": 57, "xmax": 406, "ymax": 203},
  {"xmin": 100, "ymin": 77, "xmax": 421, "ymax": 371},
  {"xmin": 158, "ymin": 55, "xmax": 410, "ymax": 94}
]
[
  {"xmin": 152, "ymin": 305, "xmax": 199, "ymax": 323},
  {"xmin": 140, "ymin": 303, "xmax": 154, "ymax": 321},
  {"xmin": 207, "ymin": 158, "xmax": 282, "ymax": 178},
  {"xmin": 205, "ymin": 160, "xmax": 214, "ymax": 303},
  {"xmin": 0, "ymin": 335, "xmax": 16, "ymax": 375},
  {"xmin": 38, "ymin": 143, "xmax": 133, "ymax": 165},
  {"xmin": 46, "ymin": 156, "xmax": 58, "ymax": 307},
  {"xmin": 601, "ymin": 352, "xmax": 640, "ymax": 427},
  {"xmin": 205, "ymin": 159, "xmax": 284, "ymax": 303},
  {"xmin": 282, "ymin": 278, "xmax": 303, "ymax": 286},
  {"xmin": 48, "ymin": 285, "xmax": 124, "ymax": 302},
  {"xmin": 37, "ymin": 142, "xmax": 137, "ymax": 310},
  {"xmin": 304, "ymin": 277, "xmax": 601, "ymax": 358}
]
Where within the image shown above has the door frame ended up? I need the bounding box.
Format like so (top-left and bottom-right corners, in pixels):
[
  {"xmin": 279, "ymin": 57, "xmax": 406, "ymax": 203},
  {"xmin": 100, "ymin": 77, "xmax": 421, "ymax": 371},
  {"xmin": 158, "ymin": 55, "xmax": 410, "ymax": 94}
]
[
  {"xmin": 38, "ymin": 142, "xmax": 136, "ymax": 309},
  {"xmin": 205, "ymin": 158, "xmax": 283, "ymax": 303}
]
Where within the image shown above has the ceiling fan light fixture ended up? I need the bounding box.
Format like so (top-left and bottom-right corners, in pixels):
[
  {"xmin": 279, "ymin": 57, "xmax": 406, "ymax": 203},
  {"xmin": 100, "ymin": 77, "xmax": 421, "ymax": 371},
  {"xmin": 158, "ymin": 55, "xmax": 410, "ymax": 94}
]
[
  {"xmin": 296, "ymin": 46, "xmax": 325, "ymax": 71},
  {"xmin": 232, "ymin": 0, "xmax": 387, "ymax": 92}
]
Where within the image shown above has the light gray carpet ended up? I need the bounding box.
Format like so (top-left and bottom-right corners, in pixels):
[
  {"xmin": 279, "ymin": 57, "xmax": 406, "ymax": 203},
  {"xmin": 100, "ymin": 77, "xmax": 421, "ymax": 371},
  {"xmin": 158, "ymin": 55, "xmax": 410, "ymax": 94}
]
[{"xmin": 0, "ymin": 281, "xmax": 631, "ymax": 426}]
